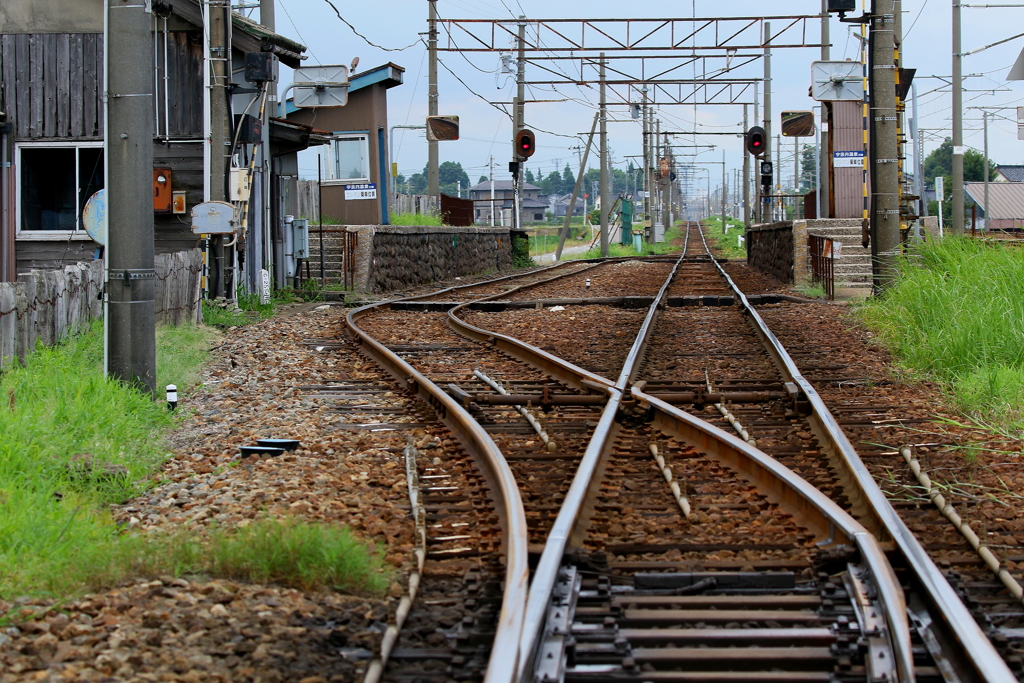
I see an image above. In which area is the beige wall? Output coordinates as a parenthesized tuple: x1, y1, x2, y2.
(1, 0, 103, 33)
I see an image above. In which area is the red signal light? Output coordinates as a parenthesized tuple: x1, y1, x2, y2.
(515, 128, 536, 158)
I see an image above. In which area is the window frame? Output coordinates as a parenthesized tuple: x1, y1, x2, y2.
(324, 133, 371, 186)
(16, 141, 104, 240)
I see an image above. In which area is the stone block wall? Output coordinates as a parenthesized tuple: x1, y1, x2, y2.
(745, 222, 795, 284)
(366, 225, 513, 293)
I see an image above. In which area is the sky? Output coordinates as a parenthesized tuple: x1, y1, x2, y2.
(251, 0, 1024, 195)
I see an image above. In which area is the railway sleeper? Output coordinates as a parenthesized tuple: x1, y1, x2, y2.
(526, 555, 926, 683)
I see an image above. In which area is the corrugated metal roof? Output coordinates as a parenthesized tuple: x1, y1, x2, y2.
(964, 182, 1024, 219)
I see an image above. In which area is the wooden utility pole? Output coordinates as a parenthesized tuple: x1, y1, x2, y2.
(105, 0, 155, 394)
(210, 0, 231, 297)
(427, 0, 439, 198)
(870, 0, 901, 289)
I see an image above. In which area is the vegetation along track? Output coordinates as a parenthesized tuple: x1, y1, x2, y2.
(343, 222, 1013, 681)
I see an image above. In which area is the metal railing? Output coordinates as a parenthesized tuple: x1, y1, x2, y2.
(808, 233, 836, 300)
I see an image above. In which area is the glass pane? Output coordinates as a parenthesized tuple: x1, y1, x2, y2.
(21, 148, 75, 231)
(78, 148, 104, 225)
(333, 137, 367, 181)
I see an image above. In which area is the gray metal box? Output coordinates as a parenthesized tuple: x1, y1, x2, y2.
(292, 219, 309, 259)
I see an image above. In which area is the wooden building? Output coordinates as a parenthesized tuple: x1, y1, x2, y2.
(284, 64, 404, 226)
(0, 0, 308, 284)
(467, 180, 549, 225)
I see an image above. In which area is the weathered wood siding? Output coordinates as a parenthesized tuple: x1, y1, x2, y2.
(0, 31, 202, 141)
(0, 33, 104, 139)
(0, 250, 203, 371)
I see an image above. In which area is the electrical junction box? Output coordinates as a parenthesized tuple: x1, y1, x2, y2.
(234, 114, 263, 145)
(172, 191, 187, 214)
(292, 219, 309, 259)
(244, 52, 276, 83)
(230, 168, 251, 201)
(153, 167, 172, 213)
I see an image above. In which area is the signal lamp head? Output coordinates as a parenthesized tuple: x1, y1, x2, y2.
(515, 128, 536, 158)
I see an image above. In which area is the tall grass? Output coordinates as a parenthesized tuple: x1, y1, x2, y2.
(391, 212, 443, 226)
(702, 217, 747, 259)
(564, 224, 684, 260)
(858, 237, 1024, 428)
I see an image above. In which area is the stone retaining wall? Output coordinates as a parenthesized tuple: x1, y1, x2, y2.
(745, 222, 795, 283)
(365, 225, 514, 293)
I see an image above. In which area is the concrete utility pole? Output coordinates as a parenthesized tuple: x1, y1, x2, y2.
(514, 17, 526, 228)
(261, 0, 276, 285)
(721, 149, 727, 232)
(951, 0, 964, 234)
(983, 110, 989, 230)
(599, 53, 609, 256)
(741, 103, 750, 225)
(763, 22, 772, 224)
(820, 0, 831, 218)
(641, 88, 650, 242)
(105, 0, 156, 395)
(427, 0, 439, 198)
(870, 0, 901, 289)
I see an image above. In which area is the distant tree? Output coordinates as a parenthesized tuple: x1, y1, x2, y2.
(561, 164, 576, 193)
(540, 170, 562, 195)
(408, 172, 426, 193)
(524, 168, 536, 184)
(394, 174, 407, 193)
(923, 138, 996, 221)
(479, 175, 489, 184)
(799, 144, 815, 193)
(438, 161, 471, 196)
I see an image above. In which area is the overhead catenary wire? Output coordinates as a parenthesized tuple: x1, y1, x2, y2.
(321, 0, 420, 51)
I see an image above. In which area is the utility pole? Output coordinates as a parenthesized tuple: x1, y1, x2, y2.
(105, 0, 156, 395)
(641, 87, 651, 242)
(820, 0, 830, 218)
(913, 83, 927, 218)
(599, 53, 609, 256)
(763, 22, 772, 224)
(489, 156, 495, 227)
(427, 0, 439, 199)
(775, 135, 781, 220)
(261, 0, 277, 284)
(983, 110, 989, 230)
(210, 0, 231, 298)
(514, 16, 526, 229)
(721, 148, 727, 232)
(951, 0, 964, 234)
(870, 0, 901, 289)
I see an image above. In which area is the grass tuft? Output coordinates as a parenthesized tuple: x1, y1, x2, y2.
(390, 212, 443, 226)
(858, 236, 1024, 431)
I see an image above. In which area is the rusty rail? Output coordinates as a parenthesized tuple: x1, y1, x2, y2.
(698, 225, 1016, 683)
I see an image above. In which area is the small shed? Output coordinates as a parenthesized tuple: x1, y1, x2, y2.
(284, 63, 404, 226)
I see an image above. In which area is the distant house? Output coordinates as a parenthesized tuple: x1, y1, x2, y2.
(964, 182, 1024, 230)
(467, 180, 548, 225)
(994, 165, 1024, 183)
(549, 193, 587, 218)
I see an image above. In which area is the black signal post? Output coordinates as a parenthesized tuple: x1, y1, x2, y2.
(745, 126, 766, 156)
(515, 128, 536, 159)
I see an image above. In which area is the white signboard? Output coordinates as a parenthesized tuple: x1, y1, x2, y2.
(834, 151, 865, 168)
(345, 183, 377, 200)
(934, 176, 944, 196)
(293, 65, 350, 108)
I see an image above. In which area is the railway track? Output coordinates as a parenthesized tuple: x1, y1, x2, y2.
(342, 223, 1014, 681)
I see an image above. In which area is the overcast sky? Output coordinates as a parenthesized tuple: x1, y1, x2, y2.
(254, 0, 1024, 192)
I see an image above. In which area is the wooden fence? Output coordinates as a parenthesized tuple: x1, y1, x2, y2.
(0, 249, 203, 371)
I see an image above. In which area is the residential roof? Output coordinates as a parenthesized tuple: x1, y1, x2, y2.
(169, 2, 308, 68)
(964, 182, 1024, 219)
(521, 198, 549, 209)
(996, 165, 1024, 183)
(468, 180, 542, 192)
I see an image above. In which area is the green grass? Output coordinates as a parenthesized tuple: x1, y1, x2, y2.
(62, 517, 390, 597)
(391, 212, 443, 226)
(202, 289, 303, 328)
(702, 216, 747, 259)
(563, 225, 684, 260)
(857, 237, 1024, 430)
(0, 321, 387, 601)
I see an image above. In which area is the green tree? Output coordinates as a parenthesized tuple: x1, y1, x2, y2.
(438, 161, 470, 196)
(408, 172, 426, 193)
(478, 175, 489, 184)
(799, 144, 816, 193)
(540, 170, 563, 195)
(923, 138, 996, 221)
(561, 164, 576, 193)
(524, 168, 536, 184)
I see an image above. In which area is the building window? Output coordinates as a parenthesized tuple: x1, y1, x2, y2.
(534, 213, 544, 221)
(329, 134, 370, 183)
(18, 143, 104, 233)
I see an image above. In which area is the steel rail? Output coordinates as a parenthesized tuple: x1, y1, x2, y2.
(344, 304, 529, 683)
(696, 228, 1016, 681)
(444, 226, 914, 680)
